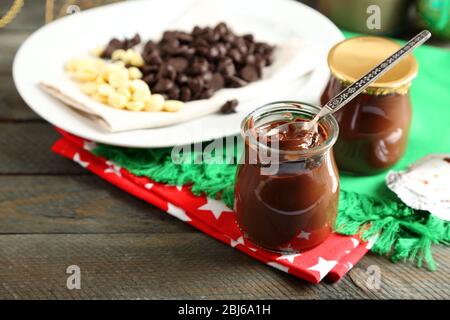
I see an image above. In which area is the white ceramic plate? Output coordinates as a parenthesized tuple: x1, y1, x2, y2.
(13, 0, 343, 148)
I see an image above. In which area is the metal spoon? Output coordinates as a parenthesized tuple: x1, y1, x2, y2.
(267, 30, 431, 136)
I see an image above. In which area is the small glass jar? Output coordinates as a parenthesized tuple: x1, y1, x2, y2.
(234, 101, 340, 253)
(321, 36, 418, 175)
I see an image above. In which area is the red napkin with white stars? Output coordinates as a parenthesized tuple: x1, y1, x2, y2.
(52, 129, 374, 283)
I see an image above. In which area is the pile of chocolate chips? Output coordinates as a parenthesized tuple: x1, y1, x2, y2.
(140, 22, 275, 101)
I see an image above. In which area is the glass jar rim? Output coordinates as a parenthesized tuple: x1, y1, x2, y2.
(241, 101, 339, 157)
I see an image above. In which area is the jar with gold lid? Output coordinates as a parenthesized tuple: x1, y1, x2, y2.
(320, 36, 418, 175)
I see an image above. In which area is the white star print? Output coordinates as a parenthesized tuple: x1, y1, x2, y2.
(278, 243, 293, 251)
(267, 262, 289, 273)
(104, 161, 122, 177)
(197, 198, 232, 220)
(167, 202, 191, 222)
(276, 253, 301, 264)
(351, 238, 360, 248)
(346, 262, 353, 269)
(297, 230, 311, 240)
(83, 141, 97, 151)
(144, 183, 154, 190)
(366, 235, 378, 250)
(307, 257, 338, 280)
(73, 153, 89, 168)
(175, 185, 183, 191)
(230, 236, 244, 248)
(345, 250, 351, 254)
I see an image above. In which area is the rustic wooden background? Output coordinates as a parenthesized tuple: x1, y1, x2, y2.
(0, 0, 449, 300)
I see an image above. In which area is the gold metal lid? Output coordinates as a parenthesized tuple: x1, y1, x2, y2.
(328, 36, 418, 94)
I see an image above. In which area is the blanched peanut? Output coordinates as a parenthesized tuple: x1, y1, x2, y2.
(128, 67, 142, 80)
(97, 83, 114, 96)
(117, 86, 132, 100)
(129, 53, 144, 67)
(133, 89, 151, 102)
(65, 58, 80, 72)
(111, 49, 126, 61)
(126, 100, 145, 111)
(90, 46, 104, 57)
(96, 76, 107, 84)
(80, 82, 98, 95)
(129, 79, 148, 92)
(163, 100, 184, 112)
(73, 70, 98, 82)
(108, 69, 128, 88)
(130, 80, 150, 102)
(144, 94, 165, 112)
(108, 92, 128, 109)
(91, 92, 108, 103)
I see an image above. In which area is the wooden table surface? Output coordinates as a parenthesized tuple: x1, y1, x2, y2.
(0, 1, 449, 300)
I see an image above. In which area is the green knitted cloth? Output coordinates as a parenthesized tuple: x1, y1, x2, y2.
(93, 143, 450, 271)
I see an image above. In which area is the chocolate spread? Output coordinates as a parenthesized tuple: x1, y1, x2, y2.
(235, 119, 339, 252)
(321, 77, 412, 175)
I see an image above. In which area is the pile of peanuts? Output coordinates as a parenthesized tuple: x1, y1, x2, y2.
(65, 55, 184, 112)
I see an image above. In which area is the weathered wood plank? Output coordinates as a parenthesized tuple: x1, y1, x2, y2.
(0, 175, 193, 234)
(0, 233, 360, 300)
(0, 0, 45, 31)
(0, 233, 448, 299)
(0, 31, 30, 75)
(0, 123, 87, 174)
(0, 75, 41, 120)
(348, 248, 450, 299)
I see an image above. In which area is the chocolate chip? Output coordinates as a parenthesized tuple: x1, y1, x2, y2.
(157, 64, 176, 81)
(240, 64, 259, 82)
(101, 38, 122, 58)
(265, 53, 274, 66)
(187, 76, 204, 93)
(143, 73, 157, 86)
(190, 58, 209, 76)
(153, 78, 174, 92)
(168, 57, 188, 72)
(243, 34, 254, 42)
(167, 85, 180, 100)
(195, 46, 210, 58)
(214, 22, 228, 36)
(216, 43, 227, 58)
(125, 33, 141, 49)
(141, 64, 159, 74)
(228, 48, 242, 64)
(207, 46, 220, 60)
(180, 86, 192, 102)
(176, 32, 193, 43)
(210, 73, 225, 91)
(176, 73, 189, 85)
(226, 76, 247, 88)
(202, 71, 213, 88)
(200, 88, 214, 99)
(220, 99, 239, 114)
(144, 40, 157, 53)
(217, 58, 235, 77)
(245, 54, 256, 65)
(145, 52, 162, 65)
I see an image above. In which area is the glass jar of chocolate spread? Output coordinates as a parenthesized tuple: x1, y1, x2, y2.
(321, 36, 418, 175)
(234, 102, 340, 253)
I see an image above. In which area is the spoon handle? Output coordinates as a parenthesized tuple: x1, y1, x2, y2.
(323, 30, 431, 114)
